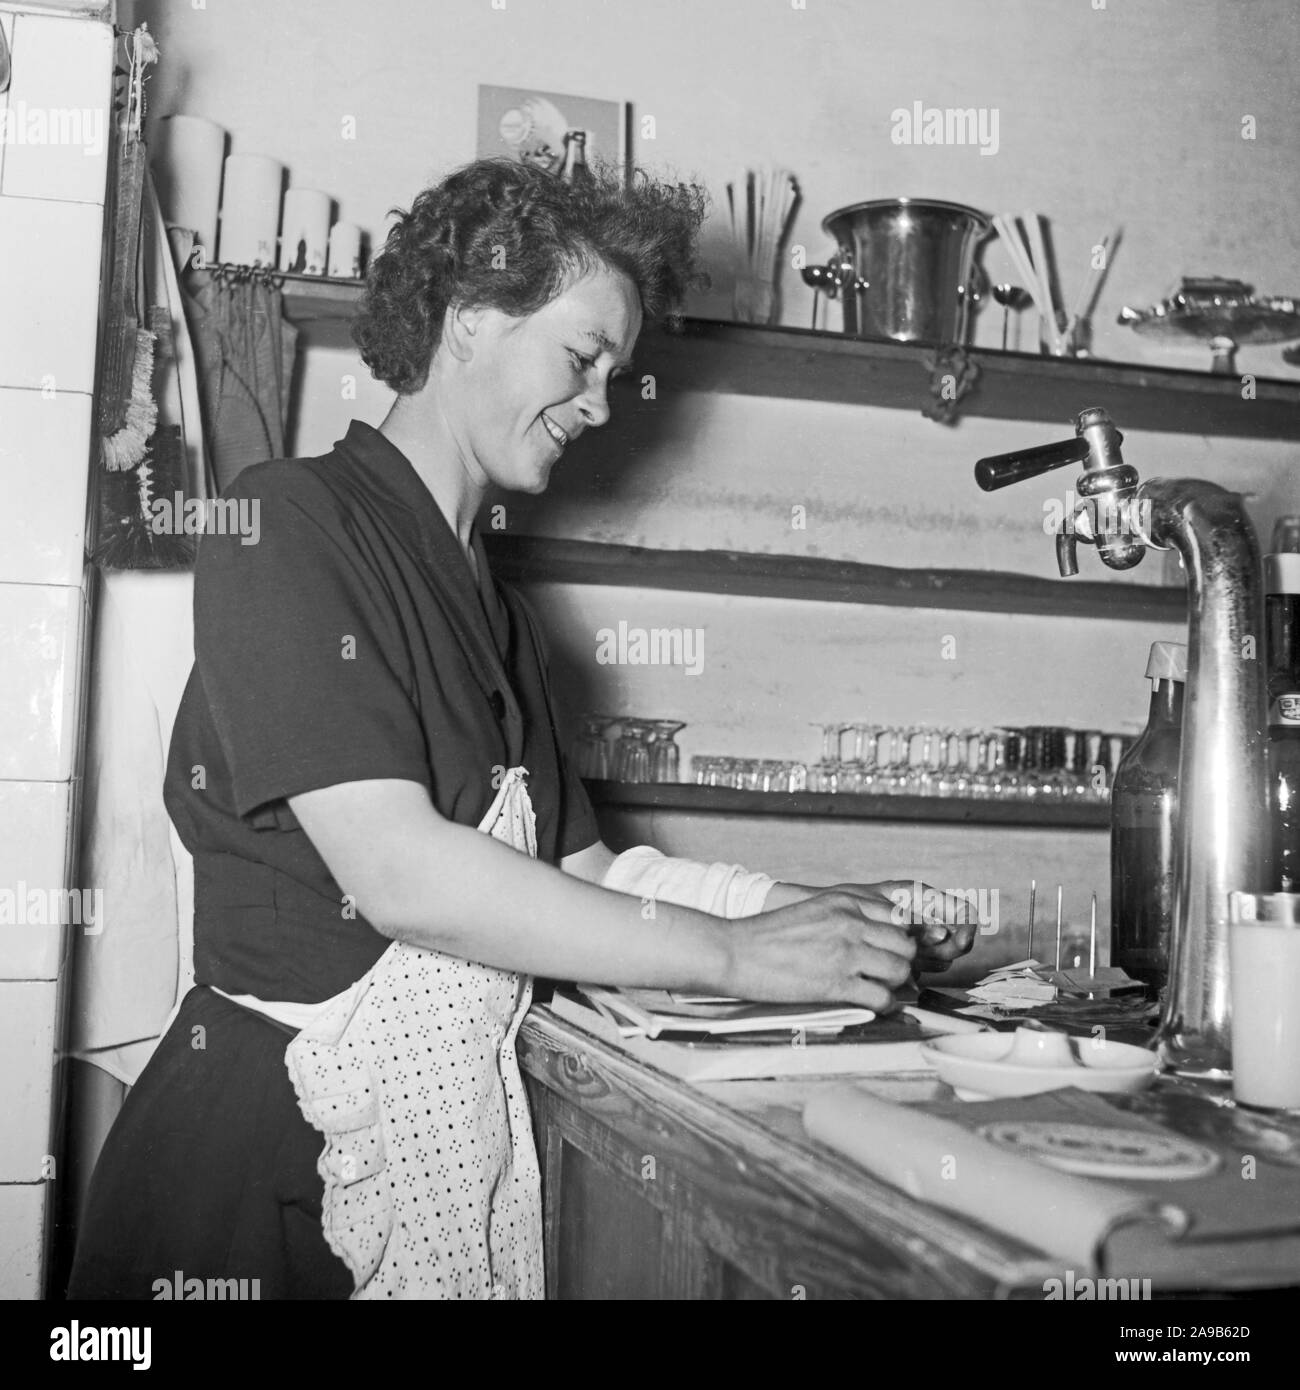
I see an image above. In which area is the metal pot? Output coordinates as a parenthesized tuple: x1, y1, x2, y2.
(810, 198, 991, 346)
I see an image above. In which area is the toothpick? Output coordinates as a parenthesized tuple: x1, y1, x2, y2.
(1028, 878, 1037, 963)
(1054, 885, 1063, 971)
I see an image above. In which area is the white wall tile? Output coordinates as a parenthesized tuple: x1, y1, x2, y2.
(0, 195, 102, 393)
(0, 387, 91, 586)
(0, 581, 84, 781)
(1, 14, 112, 203)
(0, 1182, 48, 1299)
(0, 779, 72, 980)
(0, 980, 59, 1182)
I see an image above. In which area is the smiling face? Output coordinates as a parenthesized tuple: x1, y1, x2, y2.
(443, 261, 642, 495)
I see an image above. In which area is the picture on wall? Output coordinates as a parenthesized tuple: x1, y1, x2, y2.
(476, 84, 629, 177)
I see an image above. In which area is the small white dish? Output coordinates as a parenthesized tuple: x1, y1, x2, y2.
(921, 1027, 1158, 1100)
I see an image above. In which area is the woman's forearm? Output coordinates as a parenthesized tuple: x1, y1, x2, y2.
(384, 823, 734, 988)
(289, 780, 735, 989)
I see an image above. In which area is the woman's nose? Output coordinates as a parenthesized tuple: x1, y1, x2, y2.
(576, 380, 612, 429)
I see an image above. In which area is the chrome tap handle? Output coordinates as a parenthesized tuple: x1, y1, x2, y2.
(974, 436, 1090, 491)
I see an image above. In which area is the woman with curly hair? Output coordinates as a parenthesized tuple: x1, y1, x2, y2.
(70, 158, 973, 1301)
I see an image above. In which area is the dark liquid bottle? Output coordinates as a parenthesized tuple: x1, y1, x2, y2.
(1266, 554, 1300, 890)
(1110, 642, 1186, 998)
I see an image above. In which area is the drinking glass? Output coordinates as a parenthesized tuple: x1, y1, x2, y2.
(997, 728, 1025, 799)
(649, 719, 686, 783)
(572, 713, 614, 780)
(1042, 727, 1073, 801)
(613, 718, 651, 783)
(910, 727, 939, 796)
(733, 271, 776, 326)
(1082, 730, 1107, 802)
(853, 724, 887, 794)
(809, 722, 844, 793)
(1019, 726, 1046, 800)
(757, 759, 783, 793)
(877, 727, 911, 795)
(933, 727, 965, 798)
(964, 730, 993, 799)
(949, 729, 976, 798)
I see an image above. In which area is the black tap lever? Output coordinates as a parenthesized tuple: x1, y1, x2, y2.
(975, 435, 1089, 492)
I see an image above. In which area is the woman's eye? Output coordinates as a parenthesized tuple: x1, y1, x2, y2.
(568, 350, 595, 373)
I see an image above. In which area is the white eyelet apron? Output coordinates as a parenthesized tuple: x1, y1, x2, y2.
(281, 767, 544, 1300)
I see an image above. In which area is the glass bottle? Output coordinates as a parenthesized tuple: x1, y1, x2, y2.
(1271, 516, 1300, 555)
(1265, 554, 1300, 891)
(1110, 641, 1187, 998)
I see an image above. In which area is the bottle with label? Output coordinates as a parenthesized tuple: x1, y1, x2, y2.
(1266, 553, 1300, 891)
(1110, 641, 1187, 998)
(558, 130, 592, 187)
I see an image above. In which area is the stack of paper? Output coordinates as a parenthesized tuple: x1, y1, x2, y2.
(964, 960, 1059, 1011)
(545, 988, 981, 1083)
(579, 986, 876, 1039)
(939, 959, 1145, 1019)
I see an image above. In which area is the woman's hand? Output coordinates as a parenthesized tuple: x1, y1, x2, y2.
(723, 890, 919, 1012)
(829, 879, 978, 973)
(765, 878, 979, 976)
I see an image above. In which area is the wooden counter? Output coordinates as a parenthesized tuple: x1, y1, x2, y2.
(521, 1007, 1300, 1301)
(519, 1006, 1061, 1299)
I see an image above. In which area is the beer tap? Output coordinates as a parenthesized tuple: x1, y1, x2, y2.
(974, 408, 1270, 1079)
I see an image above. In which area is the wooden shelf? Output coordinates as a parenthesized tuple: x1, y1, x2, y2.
(636, 318, 1300, 441)
(483, 534, 1186, 623)
(277, 271, 366, 349)
(583, 779, 1109, 829)
(279, 276, 1300, 439)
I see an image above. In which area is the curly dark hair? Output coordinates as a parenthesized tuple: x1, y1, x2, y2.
(352, 158, 709, 394)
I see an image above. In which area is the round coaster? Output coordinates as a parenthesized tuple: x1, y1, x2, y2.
(976, 1120, 1221, 1180)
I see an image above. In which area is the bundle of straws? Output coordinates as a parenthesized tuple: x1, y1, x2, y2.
(726, 167, 797, 282)
(992, 211, 1118, 354)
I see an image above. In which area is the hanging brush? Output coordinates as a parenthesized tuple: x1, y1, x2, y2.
(100, 326, 156, 471)
(94, 307, 195, 570)
(93, 425, 194, 570)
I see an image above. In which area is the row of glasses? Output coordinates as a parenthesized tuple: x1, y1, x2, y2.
(572, 715, 688, 784)
(807, 723, 1134, 801)
(691, 758, 809, 793)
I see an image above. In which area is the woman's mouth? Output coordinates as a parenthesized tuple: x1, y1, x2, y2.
(540, 413, 569, 450)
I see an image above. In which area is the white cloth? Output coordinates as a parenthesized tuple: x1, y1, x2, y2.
(601, 845, 775, 918)
(70, 570, 196, 1086)
(282, 767, 544, 1300)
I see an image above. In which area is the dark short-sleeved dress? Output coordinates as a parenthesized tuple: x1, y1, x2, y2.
(68, 421, 598, 1299)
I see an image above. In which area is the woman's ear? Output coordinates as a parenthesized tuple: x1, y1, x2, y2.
(441, 301, 484, 363)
